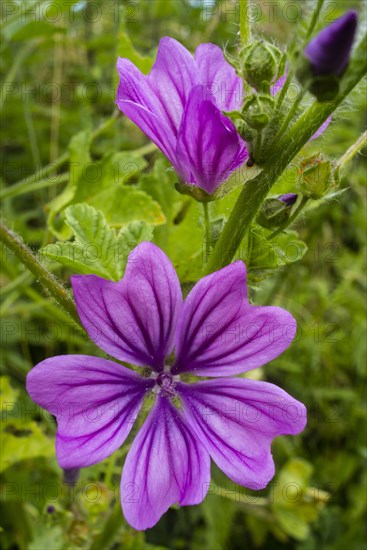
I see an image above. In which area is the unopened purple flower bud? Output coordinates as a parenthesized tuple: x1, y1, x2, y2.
(279, 193, 298, 206)
(256, 194, 297, 229)
(305, 11, 358, 76)
(47, 505, 55, 514)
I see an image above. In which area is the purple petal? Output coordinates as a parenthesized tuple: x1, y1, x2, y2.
(116, 37, 200, 163)
(116, 58, 177, 164)
(279, 193, 298, 205)
(270, 75, 287, 96)
(195, 43, 243, 111)
(179, 378, 306, 489)
(71, 242, 182, 371)
(121, 395, 210, 530)
(310, 116, 332, 140)
(175, 85, 248, 194)
(26, 356, 154, 468)
(149, 37, 200, 132)
(305, 10, 358, 76)
(172, 261, 296, 377)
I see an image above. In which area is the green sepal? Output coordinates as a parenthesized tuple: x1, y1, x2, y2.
(299, 155, 333, 199)
(256, 196, 294, 229)
(242, 94, 274, 130)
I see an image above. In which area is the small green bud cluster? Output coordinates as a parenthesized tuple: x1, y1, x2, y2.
(242, 95, 275, 131)
(241, 41, 282, 92)
(298, 155, 334, 199)
(223, 41, 284, 163)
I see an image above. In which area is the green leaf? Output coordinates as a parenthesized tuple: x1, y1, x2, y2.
(242, 227, 308, 271)
(271, 459, 324, 541)
(0, 377, 53, 473)
(164, 200, 204, 282)
(139, 155, 204, 280)
(202, 493, 236, 550)
(46, 150, 164, 238)
(139, 156, 177, 220)
(47, 129, 92, 238)
(29, 527, 65, 550)
(88, 186, 165, 228)
(272, 231, 308, 265)
(41, 204, 153, 280)
(10, 21, 66, 41)
(117, 22, 154, 75)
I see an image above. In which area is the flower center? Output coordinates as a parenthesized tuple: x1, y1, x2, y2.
(155, 372, 177, 397)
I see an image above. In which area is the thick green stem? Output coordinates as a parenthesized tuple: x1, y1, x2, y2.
(240, 0, 251, 47)
(337, 130, 367, 170)
(268, 196, 309, 240)
(0, 222, 80, 325)
(206, 34, 367, 273)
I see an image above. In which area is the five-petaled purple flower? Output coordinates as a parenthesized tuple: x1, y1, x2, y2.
(27, 242, 306, 530)
(116, 38, 248, 195)
(116, 38, 332, 193)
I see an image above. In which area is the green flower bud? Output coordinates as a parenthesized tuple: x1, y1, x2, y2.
(175, 181, 215, 202)
(223, 48, 239, 71)
(242, 95, 274, 130)
(256, 195, 296, 229)
(299, 155, 332, 199)
(296, 57, 340, 101)
(235, 119, 255, 142)
(241, 41, 281, 90)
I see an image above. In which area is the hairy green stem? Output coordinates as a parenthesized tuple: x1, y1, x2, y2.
(1, 173, 70, 200)
(337, 130, 367, 170)
(274, 70, 293, 111)
(254, 128, 263, 162)
(89, 500, 125, 550)
(206, 34, 367, 273)
(305, 0, 326, 41)
(1, 121, 156, 201)
(203, 201, 211, 260)
(273, 86, 307, 143)
(0, 46, 35, 112)
(240, 0, 251, 46)
(0, 112, 118, 201)
(0, 222, 80, 325)
(268, 196, 309, 240)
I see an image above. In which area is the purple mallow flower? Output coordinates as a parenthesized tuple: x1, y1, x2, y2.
(305, 10, 358, 76)
(27, 242, 306, 530)
(116, 38, 248, 194)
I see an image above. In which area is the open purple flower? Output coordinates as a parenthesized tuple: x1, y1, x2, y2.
(116, 38, 248, 195)
(27, 242, 306, 530)
(305, 10, 358, 76)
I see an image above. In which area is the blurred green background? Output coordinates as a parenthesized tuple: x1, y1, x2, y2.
(1, 1, 366, 548)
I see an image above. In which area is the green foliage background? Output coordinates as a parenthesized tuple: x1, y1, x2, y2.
(1, 1, 366, 548)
